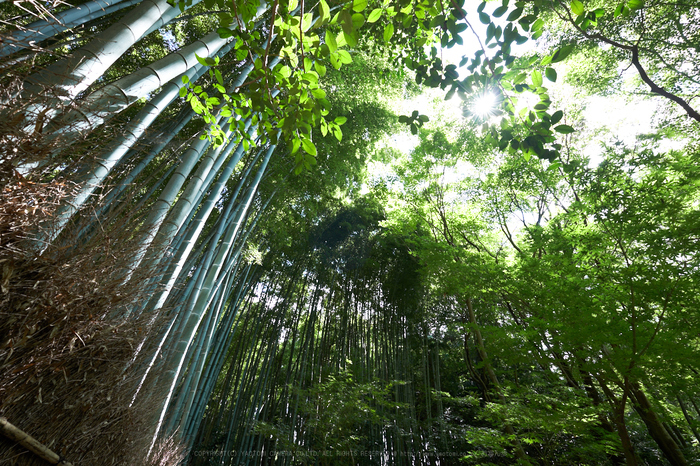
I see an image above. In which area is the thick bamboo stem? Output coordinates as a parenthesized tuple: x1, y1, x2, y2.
(0, 417, 74, 466)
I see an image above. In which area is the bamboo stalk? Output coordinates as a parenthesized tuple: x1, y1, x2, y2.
(0, 417, 73, 466)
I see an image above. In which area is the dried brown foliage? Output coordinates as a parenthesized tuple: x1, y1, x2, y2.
(0, 90, 185, 465)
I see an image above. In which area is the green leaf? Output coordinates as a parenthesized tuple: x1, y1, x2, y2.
(279, 65, 292, 78)
(571, 0, 584, 15)
(335, 30, 347, 47)
(288, 0, 298, 11)
(383, 23, 394, 42)
(627, 0, 644, 9)
(367, 8, 382, 23)
(179, 87, 187, 97)
(314, 61, 327, 76)
(531, 69, 543, 87)
(325, 30, 337, 52)
(352, 0, 367, 12)
(545, 67, 557, 82)
(301, 137, 317, 156)
(334, 116, 348, 125)
(506, 7, 523, 21)
(343, 30, 357, 47)
(555, 124, 576, 134)
(195, 53, 208, 66)
(319, 0, 330, 20)
(551, 44, 574, 63)
(330, 53, 341, 69)
(551, 110, 563, 125)
(337, 49, 352, 64)
(493, 5, 508, 17)
(351, 12, 365, 29)
(479, 12, 490, 24)
(301, 72, 318, 83)
(341, 9, 353, 34)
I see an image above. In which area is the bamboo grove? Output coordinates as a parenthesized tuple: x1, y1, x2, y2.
(1, 0, 699, 464)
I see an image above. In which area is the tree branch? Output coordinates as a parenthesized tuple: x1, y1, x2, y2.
(630, 45, 700, 122)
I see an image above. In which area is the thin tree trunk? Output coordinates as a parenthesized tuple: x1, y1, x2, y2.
(627, 381, 688, 466)
(466, 297, 530, 464)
